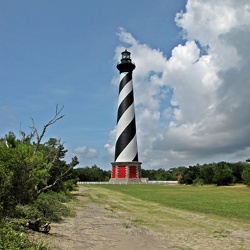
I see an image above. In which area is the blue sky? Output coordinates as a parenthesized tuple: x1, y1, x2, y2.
(1, 0, 250, 170)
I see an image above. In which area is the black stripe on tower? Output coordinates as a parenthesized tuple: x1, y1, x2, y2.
(119, 72, 132, 93)
(133, 152, 138, 162)
(117, 90, 134, 122)
(115, 117, 137, 161)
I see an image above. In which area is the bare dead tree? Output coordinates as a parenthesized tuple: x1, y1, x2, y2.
(31, 104, 64, 153)
(28, 105, 79, 196)
(20, 131, 35, 145)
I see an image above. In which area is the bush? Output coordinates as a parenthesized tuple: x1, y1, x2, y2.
(0, 191, 74, 249)
(14, 204, 42, 220)
(192, 177, 204, 186)
(34, 192, 73, 222)
(0, 221, 47, 250)
(10, 191, 74, 223)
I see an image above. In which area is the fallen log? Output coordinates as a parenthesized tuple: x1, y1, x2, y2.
(26, 218, 51, 233)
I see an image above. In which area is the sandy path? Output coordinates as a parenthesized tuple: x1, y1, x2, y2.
(37, 186, 168, 250)
(36, 186, 250, 250)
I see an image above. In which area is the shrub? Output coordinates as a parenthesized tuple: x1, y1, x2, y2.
(0, 221, 47, 250)
(11, 191, 74, 222)
(34, 192, 73, 222)
(192, 177, 204, 186)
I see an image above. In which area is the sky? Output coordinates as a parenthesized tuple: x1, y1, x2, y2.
(1, 0, 250, 170)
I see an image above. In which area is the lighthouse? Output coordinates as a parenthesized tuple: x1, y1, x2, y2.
(110, 50, 142, 183)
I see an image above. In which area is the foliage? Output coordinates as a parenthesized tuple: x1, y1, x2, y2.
(0, 107, 79, 248)
(230, 162, 244, 183)
(212, 162, 235, 186)
(0, 143, 47, 216)
(0, 132, 78, 218)
(200, 164, 214, 184)
(180, 165, 201, 184)
(37, 138, 79, 194)
(242, 164, 250, 187)
(176, 162, 248, 186)
(0, 221, 47, 250)
(192, 177, 204, 186)
(141, 166, 186, 181)
(74, 161, 250, 187)
(75, 165, 111, 182)
(14, 191, 74, 222)
(34, 191, 73, 222)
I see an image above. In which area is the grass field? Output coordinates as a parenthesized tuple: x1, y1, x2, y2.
(78, 184, 250, 249)
(97, 184, 250, 220)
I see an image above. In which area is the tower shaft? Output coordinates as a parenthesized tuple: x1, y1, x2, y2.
(115, 71, 138, 162)
(110, 50, 142, 183)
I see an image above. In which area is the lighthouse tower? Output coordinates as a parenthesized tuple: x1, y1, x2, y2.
(110, 50, 142, 183)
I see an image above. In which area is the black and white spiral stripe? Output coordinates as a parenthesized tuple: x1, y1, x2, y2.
(114, 72, 138, 162)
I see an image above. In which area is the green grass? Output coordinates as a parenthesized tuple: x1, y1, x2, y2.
(96, 184, 250, 220)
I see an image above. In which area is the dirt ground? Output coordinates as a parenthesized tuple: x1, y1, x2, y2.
(34, 186, 250, 250)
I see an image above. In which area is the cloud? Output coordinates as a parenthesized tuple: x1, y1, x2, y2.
(106, 0, 250, 169)
(104, 128, 116, 159)
(73, 146, 98, 159)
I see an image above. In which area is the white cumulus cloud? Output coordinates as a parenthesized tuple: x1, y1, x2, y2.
(106, 0, 250, 169)
(74, 146, 98, 159)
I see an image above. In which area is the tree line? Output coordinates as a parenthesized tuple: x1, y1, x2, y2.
(177, 161, 250, 186)
(75, 162, 250, 186)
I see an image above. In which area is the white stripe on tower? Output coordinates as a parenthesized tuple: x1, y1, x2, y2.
(115, 50, 138, 162)
(118, 73, 132, 106)
(116, 103, 135, 139)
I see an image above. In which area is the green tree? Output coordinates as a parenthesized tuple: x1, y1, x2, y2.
(181, 165, 200, 184)
(75, 165, 110, 182)
(0, 105, 79, 218)
(37, 138, 79, 194)
(242, 164, 250, 187)
(213, 162, 235, 186)
(230, 162, 245, 183)
(200, 164, 214, 184)
(167, 166, 186, 181)
(141, 169, 157, 180)
(154, 168, 168, 180)
(0, 143, 50, 216)
(4, 131, 17, 148)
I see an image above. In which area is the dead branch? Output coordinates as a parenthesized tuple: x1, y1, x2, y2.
(4, 139, 9, 148)
(37, 163, 74, 196)
(37, 156, 78, 196)
(31, 105, 64, 153)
